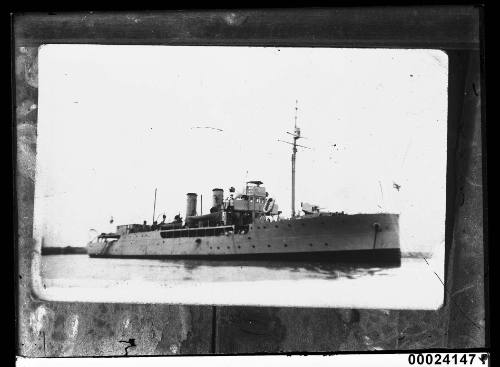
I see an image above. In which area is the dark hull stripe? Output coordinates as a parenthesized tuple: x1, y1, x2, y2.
(89, 248, 401, 264)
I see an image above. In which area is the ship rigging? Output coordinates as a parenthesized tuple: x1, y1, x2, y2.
(278, 100, 311, 217)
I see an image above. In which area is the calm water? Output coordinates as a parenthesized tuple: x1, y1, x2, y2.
(41, 254, 426, 284)
(40, 254, 444, 308)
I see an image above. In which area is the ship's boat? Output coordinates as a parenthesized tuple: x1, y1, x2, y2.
(87, 181, 401, 263)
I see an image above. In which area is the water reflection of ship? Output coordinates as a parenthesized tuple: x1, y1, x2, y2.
(163, 259, 401, 279)
(87, 106, 400, 264)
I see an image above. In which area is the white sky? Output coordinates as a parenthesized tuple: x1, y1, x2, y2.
(34, 45, 448, 253)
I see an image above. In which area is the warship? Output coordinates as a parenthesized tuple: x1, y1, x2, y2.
(87, 108, 400, 263)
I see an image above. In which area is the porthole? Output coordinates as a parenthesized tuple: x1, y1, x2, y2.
(227, 246, 230, 249)
(257, 226, 260, 229)
(237, 246, 241, 249)
(247, 237, 252, 240)
(324, 243, 328, 246)
(275, 225, 279, 228)
(284, 244, 288, 247)
(267, 244, 271, 248)
(217, 247, 220, 250)
(309, 243, 313, 246)
(287, 224, 291, 227)
(252, 245, 255, 248)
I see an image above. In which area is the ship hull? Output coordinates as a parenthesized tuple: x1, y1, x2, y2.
(87, 213, 400, 262)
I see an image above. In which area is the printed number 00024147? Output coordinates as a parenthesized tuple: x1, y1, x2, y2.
(408, 354, 488, 365)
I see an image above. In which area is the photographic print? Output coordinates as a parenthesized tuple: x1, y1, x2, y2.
(15, 7, 486, 360)
(32, 45, 448, 308)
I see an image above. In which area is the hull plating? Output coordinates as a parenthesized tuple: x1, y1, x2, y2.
(87, 213, 400, 259)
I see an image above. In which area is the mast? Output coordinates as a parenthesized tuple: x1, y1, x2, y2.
(291, 101, 299, 217)
(152, 188, 157, 224)
(278, 100, 309, 218)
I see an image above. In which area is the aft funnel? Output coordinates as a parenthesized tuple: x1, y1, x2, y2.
(212, 188, 224, 211)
